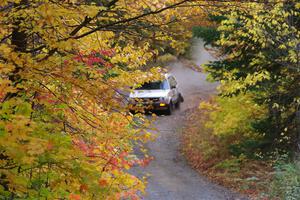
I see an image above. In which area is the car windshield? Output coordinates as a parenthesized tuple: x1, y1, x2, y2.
(136, 80, 169, 90)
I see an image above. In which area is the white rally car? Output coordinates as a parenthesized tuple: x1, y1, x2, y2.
(128, 74, 184, 115)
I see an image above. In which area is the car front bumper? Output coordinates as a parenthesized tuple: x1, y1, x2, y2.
(128, 100, 169, 111)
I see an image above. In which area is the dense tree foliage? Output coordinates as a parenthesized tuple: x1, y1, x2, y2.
(182, 2, 300, 198)
(198, 1, 300, 154)
(0, 0, 211, 199)
(3, 0, 296, 198)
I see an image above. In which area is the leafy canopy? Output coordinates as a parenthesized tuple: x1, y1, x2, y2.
(202, 0, 300, 152)
(0, 0, 208, 199)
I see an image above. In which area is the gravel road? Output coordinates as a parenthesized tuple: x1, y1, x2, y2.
(131, 39, 247, 200)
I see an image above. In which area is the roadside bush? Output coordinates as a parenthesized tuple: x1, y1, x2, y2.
(269, 161, 300, 200)
(156, 53, 177, 64)
(200, 93, 267, 158)
(192, 26, 219, 46)
(192, 14, 225, 45)
(182, 95, 273, 197)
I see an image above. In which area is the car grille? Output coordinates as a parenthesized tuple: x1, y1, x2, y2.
(134, 98, 160, 103)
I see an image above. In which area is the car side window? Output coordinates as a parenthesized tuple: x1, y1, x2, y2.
(162, 79, 170, 89)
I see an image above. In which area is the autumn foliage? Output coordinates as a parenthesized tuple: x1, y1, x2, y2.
(0, 0, 206, 199)
(185, 0, 300, 198)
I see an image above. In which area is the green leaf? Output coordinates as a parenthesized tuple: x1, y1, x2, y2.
(15, 102, 32, 117)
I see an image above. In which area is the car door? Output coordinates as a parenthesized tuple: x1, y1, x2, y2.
(168, 76, 179, 103)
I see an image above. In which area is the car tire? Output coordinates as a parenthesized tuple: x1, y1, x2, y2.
(175, 100, 180, 109)
(165, 102, 173, 115)
(179, 93, 184, 103)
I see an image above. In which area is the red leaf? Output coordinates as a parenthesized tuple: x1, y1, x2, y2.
(69, 194, 80, 200)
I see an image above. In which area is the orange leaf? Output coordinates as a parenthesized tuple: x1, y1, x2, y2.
(69, 194, 81, 200)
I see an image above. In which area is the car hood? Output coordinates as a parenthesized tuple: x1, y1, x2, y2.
(129, 90, 170, 98)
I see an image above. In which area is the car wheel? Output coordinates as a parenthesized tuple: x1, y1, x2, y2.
(179, 93, 184, 102)
(165, 102, 173, 115)
(175, 100, 180, 109)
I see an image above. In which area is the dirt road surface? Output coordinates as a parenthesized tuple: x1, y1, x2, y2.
(131, 39, 246, 200)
